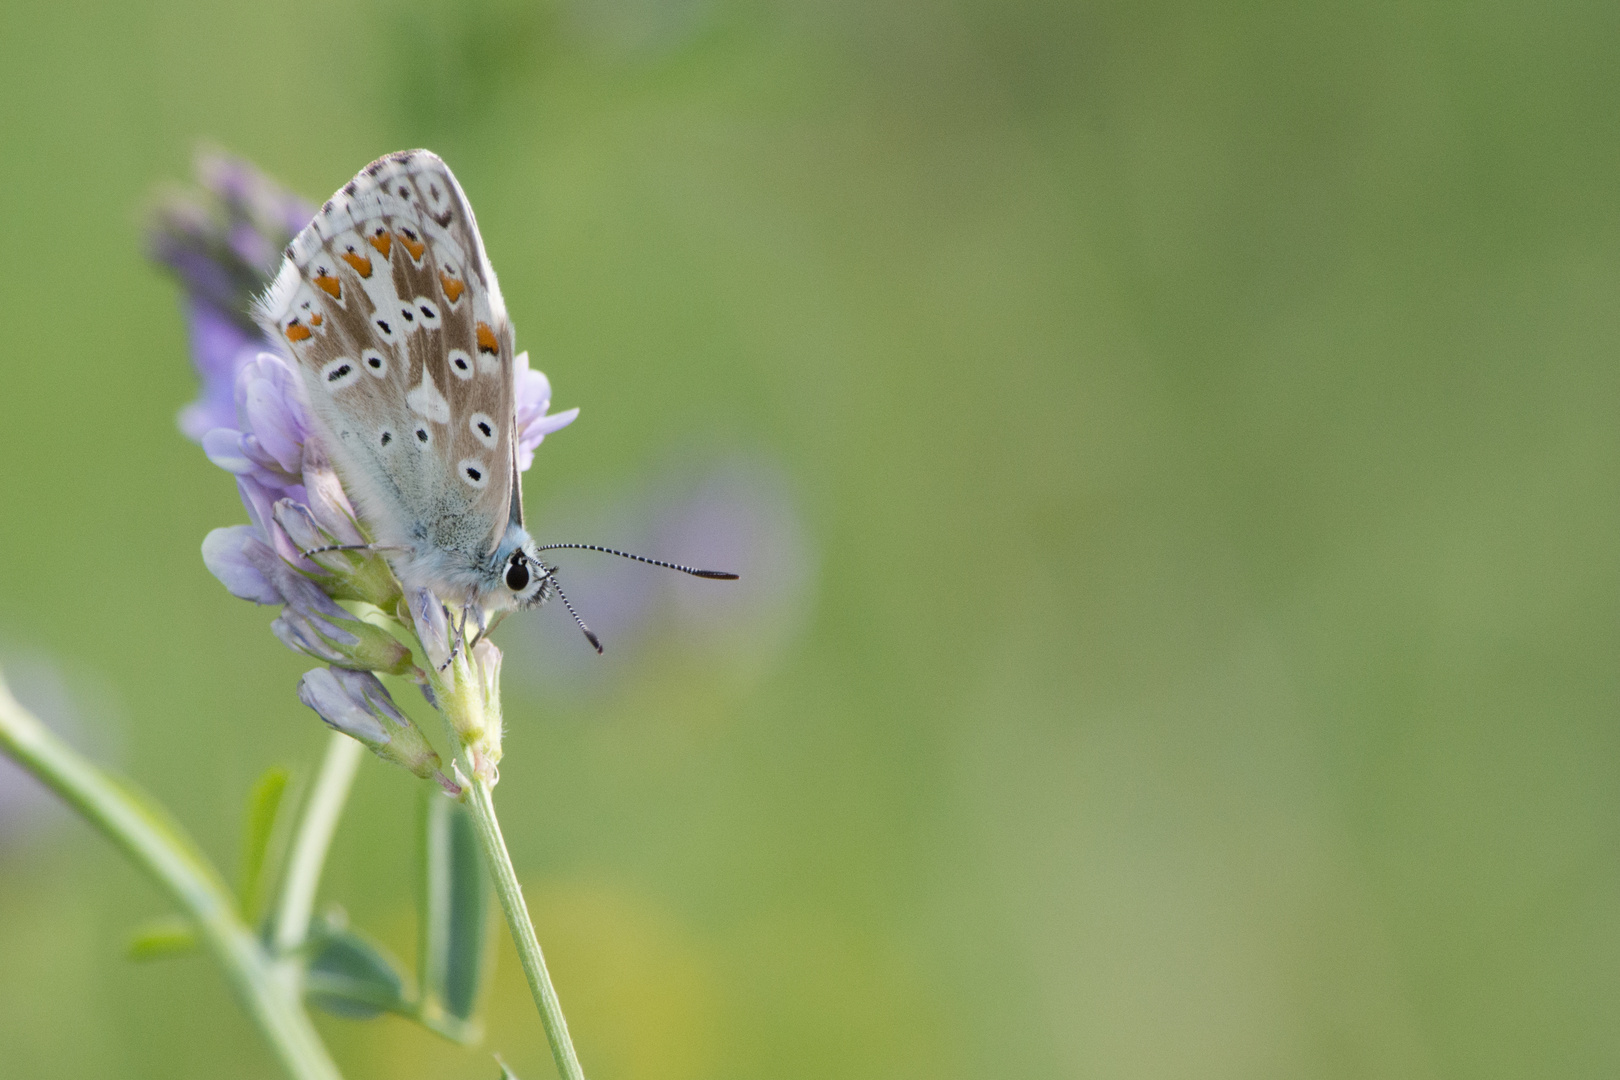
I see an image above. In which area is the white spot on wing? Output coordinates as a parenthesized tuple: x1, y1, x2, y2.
(421, 173, 453, 219)
(448, 349, 474, 381)
(406, 366, 450, 424)
(321, 357, 360, 389)
(362, 348, 388, 378)
(458, 458, 489, 489)
(371, 312, 400, 346)
(469, 412, 498, 448)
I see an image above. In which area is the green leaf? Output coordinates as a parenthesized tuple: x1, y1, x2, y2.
(237, 766, 290, 923)
(303, 919, 410, 1020)
(416, 789, 492, 1042)
(493, 1055, 521, 1079)
(127, 914, 197, 961)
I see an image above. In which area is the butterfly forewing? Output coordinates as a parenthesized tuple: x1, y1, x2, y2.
(256, 151, 520, 580)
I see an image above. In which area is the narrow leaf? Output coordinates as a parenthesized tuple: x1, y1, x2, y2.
(494, 1055, 521, 1079)
(416, 788, 492, 1041)
(304, 921, 410, 1020)
(237, 766, 290, 923)
(127, 915, 197, 961)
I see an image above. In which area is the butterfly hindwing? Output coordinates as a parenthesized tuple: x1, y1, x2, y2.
(256, 151, 520, 580)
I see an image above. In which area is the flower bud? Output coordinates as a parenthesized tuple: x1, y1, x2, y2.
(236, 352, 306, 478)
(271, 565, 413, 676)
(471, 638, 504, 761)
(407, 589, 452, 672)
(296, 668, 442, 780)
(272, 499, 400, 610)
(299, 447, 364, 547)
(201, 526, 285, 605)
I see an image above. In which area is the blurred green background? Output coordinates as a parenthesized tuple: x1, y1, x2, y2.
(2, 0, 1618, 1077)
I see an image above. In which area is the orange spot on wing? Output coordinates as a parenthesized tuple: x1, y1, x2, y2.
(440, 272, 465, 303)
(313, 274, 342, 300)
(285, 322, 312, 342)
(369, 232, 392, 257)
(340, 251, 373, 278)
(476, 322, 498, 355)
(397, 231, 425, 261)
(309, 313, 323, 326)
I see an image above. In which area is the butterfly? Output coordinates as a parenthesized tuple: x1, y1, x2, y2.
(253, 149, 733, 649)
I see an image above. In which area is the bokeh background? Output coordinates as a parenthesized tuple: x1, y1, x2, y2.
(1, 1, 1617, 1077)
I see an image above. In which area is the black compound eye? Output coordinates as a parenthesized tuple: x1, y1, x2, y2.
(505, 560, 530, 592)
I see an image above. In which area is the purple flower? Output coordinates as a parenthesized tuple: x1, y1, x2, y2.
(178, 301, 264, 441)
(297, 668, 443, 781)
(202, 524, 410, 675)
(202, 351, 310, 493)
(267, 562, 412, 676)
(148, 150, 314, 445)
(201, 526, 284, 605)
(513, 352, 579, 472)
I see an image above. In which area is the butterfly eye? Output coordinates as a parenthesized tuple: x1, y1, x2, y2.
(505, 560, 530, 592)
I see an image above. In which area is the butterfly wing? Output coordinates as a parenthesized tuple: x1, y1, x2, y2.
(255, 150, 522, 591)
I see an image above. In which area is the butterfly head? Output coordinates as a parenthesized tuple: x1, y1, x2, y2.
(491, 526, 553, 611)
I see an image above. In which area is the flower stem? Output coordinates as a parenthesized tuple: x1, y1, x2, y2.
(274, 730, 365, 953)
(463, 772, 586, 1080)
(0, 672, 343, 1080)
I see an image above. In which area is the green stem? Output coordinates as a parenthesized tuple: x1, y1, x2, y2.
(463, 772, 586, 1080)
(274, 731, 365, 953)
(0, 673, 343, 1080)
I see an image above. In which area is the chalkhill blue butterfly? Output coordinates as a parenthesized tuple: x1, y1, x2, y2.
(254, 150, 733, 651)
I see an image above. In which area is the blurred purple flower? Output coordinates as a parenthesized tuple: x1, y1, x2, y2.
(148, 149, 313, 443)
(509, 456, 812, 697)
(179, 300, 264, 440)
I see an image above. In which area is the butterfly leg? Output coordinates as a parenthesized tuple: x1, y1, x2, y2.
(465, 602, 490, 650)
(437, 602, 465, 673)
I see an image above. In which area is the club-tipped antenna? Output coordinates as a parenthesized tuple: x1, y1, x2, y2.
(546, 572, 604, 654)
(534, 543, 739, 580)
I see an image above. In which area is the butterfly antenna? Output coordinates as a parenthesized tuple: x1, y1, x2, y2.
(546, 572, 604, 654)
(533, 543, 739, 580)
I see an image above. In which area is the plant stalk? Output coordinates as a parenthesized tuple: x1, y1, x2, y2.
(274, 730, 365, 953)
(0, 672, 342, 1080)
(463, 771, 586, 1080)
